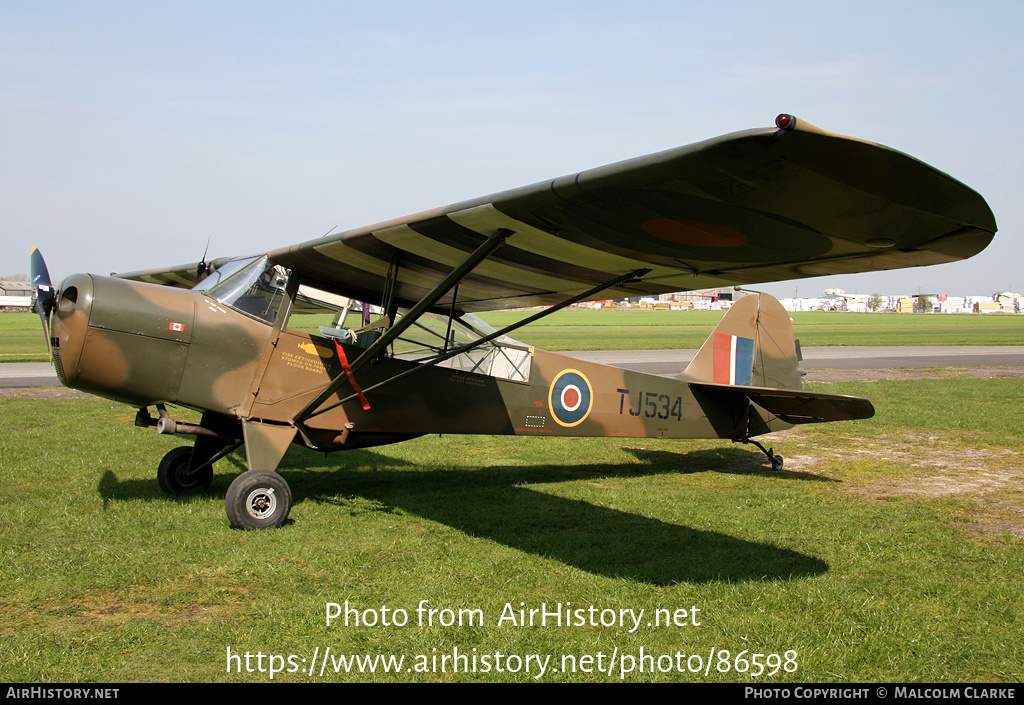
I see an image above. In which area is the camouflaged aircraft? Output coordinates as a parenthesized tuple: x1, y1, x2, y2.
(31, 115, 996, 529)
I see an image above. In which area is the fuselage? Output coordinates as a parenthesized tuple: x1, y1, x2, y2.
(48, 268, 793, 453)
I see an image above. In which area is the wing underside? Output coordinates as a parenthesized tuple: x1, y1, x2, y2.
(119, 117, 996, 308)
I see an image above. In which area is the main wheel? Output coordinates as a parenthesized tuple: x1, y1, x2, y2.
(770, 454, 785, 471)
(158, 446, 214, 495)
(225, 470, 292, 530)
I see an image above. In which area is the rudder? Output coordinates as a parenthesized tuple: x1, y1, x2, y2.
(681, 293, 802, 390)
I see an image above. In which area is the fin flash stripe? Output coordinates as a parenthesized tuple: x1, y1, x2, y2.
(713, 333, 754, 386)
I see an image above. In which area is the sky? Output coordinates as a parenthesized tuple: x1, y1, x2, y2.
(3, 0, 1022, 298)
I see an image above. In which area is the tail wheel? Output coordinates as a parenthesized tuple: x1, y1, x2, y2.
(158, 446, 213, 495)
(225, 470, 292, 530)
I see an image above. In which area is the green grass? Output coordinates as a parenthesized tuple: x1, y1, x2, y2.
(0, 312, 54, 361)
(478, 310, 1024, 350)
(1, 375, 1022, 682)
(5, 310, 1023, 361)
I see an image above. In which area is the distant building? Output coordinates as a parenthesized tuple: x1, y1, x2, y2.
(1, 280, 31, 296)
(1, 280, 33, 310)
(769, 290, 1020, 315)
(656, 288, 745, 303)
(595, 288, 1019, 315)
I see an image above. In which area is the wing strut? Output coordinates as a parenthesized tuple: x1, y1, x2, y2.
(292, 229, 511, 423)
(294, 267, 651, 425)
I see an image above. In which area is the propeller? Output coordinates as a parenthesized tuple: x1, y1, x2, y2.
(30, 247, 56, 360)
(196, 236, 212, 280)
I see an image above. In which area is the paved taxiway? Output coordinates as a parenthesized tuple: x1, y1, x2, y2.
(3, 346, 1023, 388)
(566, 346, 1024, 376)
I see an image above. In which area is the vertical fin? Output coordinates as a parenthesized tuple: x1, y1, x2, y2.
(681, 293, 801, 390)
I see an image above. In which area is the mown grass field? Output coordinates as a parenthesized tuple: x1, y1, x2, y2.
(3, 309, 1024, 361)
(1, 374, 1022, 682)
(478, 309, 1024, 350)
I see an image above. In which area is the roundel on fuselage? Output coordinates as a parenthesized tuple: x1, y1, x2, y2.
(548, 369, 594, 428)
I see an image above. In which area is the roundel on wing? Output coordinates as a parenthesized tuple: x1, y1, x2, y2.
(548, 369, 594, 427)
(563, 188, 832, 263)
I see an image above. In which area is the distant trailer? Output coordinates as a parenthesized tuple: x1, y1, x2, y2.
(0, 296, 32, 311)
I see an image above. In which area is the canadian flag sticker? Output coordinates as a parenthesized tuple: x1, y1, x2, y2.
(169, 322, 185, 332)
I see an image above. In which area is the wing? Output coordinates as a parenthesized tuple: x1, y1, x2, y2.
(152, 115, 999, 310)
(114, 257, 233, 288)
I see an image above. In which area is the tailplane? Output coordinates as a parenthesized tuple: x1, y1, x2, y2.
(680, 293, 873, 468)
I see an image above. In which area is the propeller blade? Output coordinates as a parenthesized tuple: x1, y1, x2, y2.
(30, 247, 55, 315)
(30, 247, 56, 359)
(197, 235, 212, 278)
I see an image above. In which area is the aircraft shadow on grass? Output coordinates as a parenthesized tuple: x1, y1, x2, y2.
(99, 445, 832, 585)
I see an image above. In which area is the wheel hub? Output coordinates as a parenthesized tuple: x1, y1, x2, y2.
(245, 488, 277, 519)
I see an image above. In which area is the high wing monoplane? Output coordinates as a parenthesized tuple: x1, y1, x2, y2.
(31, 115, 996, 529)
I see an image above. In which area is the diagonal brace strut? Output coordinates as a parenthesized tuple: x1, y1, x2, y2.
(296, 267, 651, 423)
(292, 228, 510, 423)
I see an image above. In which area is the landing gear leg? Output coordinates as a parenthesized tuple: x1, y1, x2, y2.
(157, 436, 243, 495)
(736, 437, 784, 471)
(157, 445, 212, 495)
(147, 409, 243, 495)
(733, 405, 783, 471)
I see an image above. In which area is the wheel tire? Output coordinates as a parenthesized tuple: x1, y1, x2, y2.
(771, 454, 785, 471)
(225, 470, 292, 530)
(158, 446, 214, 495)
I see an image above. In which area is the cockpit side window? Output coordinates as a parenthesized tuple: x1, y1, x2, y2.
(201, 256, 290, 325)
